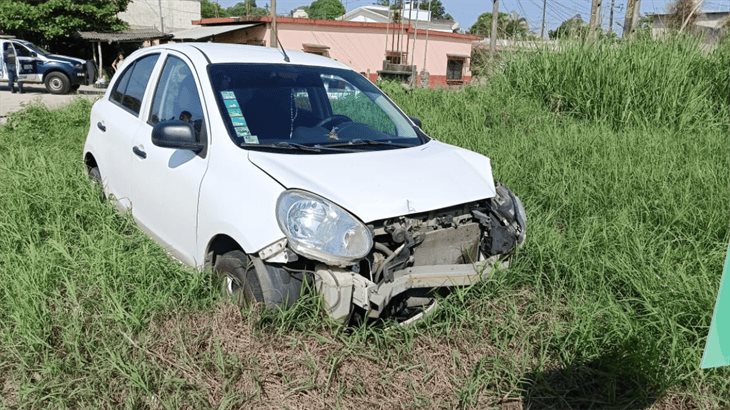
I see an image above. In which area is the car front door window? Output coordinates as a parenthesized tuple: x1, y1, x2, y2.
(149, 55, 205, 142)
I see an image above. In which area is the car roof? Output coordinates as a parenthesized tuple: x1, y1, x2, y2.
(144, 42, 353, 71)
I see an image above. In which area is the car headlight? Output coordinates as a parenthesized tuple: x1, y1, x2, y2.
(276, 190, 372, 266)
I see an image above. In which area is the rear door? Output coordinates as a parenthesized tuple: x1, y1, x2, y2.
(129, 52, 210, 265)
(93, 53, 160, 209)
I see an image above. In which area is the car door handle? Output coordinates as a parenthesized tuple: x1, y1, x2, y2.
(132, 146, 147, 159)
(97, 121, 106, 132)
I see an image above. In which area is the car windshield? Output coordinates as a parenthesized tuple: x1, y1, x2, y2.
(21, 42, 50, 56)
(209, 64, 425, 153)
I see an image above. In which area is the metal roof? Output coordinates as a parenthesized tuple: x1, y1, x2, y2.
(171, 24, 259, 41)
(78, 28, 169, 42)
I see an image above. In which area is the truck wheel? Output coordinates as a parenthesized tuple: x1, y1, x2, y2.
(215, 250, 302, 308)
(44, 72, 71, 94)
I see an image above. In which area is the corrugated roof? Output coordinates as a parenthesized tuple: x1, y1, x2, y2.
(171, 24, 259, 40)
(78, 28, 169, 42)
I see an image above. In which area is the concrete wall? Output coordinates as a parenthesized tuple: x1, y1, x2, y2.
(119, 0, 200, 32)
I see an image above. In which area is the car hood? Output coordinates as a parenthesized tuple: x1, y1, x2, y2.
(46, 54, 85, 65)
(248, 140, 496, 223)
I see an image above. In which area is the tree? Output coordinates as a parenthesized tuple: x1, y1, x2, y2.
(227, 0, 268, 17)
(0, 0, 130, 43)
(375, 0, 452, 20)
(419, 0, 452, 21)
(308, 0, 345, 19)
(549, 15, 589, 39)
(201, 0, 228, 18)
(667, 0, 700, 30)
(469, 11, 530, 39)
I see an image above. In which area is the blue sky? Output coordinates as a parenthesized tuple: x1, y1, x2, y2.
(218, 0, 729, 34)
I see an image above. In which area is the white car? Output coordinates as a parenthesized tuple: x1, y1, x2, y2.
(83, 43, 526, 323)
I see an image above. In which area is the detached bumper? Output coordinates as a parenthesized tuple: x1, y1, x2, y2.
(315, 256, 504, 322)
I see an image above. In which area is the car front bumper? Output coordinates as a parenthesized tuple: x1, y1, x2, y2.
(314, 255, 504, 322)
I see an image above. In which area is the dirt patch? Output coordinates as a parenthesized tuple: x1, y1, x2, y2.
(138, 302, 532, 409)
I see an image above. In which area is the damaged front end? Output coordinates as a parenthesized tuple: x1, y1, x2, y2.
(263, 185, 526, 323)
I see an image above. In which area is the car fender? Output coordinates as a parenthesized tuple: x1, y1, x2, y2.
(195, 144, 287, 269)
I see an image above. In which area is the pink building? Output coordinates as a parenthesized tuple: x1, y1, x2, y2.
(183, 16, 480, 87)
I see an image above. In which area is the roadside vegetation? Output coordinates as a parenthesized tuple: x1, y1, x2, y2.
(1, 36, 728, 408)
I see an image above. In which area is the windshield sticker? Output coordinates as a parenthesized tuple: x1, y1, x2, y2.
(227, 107, 243, 117)
(224, 99, 240, 110)
(235, 127, 258, 144)
(231, 116, 247, 127)
(220, 91, 236, 100)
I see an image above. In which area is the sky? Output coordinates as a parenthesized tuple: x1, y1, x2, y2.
(217, 0, 730, 34)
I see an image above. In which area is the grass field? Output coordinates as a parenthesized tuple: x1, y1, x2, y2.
(1, 36, 729, 408)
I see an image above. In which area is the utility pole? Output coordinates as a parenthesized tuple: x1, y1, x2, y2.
(490, 0, 499, 56)
(157, 0, 165, 33)
(270, 0, 278, 48)
(608, 0, 615, 34)
(540, 0, 547, 39)
(623, 0, 640, 37)
(589, 0, 602, 34)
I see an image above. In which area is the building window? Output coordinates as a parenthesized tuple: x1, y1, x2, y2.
(446, 56, 466, 82)
(302, 43, 330, 57)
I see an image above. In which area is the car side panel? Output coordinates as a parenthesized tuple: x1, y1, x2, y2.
(195, 146, 287, 269)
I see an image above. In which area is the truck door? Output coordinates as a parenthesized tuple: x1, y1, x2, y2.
(0, 40, 6, 81)
(11, 42, 37, 82)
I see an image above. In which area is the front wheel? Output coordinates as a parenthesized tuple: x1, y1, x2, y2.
(214, 250, 303, 308)
(44, 72, 71, 94)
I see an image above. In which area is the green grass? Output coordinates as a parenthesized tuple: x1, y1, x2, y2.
(1, 36, 729, 408)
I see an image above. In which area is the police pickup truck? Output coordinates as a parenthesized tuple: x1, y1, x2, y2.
(0, 37, 94, 94)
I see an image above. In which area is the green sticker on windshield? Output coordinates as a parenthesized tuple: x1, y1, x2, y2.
(221, 91, 236, 100)
(231, 117, 247, 127)
(224, 99, 240, 110)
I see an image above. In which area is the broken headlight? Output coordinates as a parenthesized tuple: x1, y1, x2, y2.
(276, 190, 373, 266)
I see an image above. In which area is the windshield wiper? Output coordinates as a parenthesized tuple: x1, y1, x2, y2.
(241, 141, 355, 153)
(321, 139, 414, 148)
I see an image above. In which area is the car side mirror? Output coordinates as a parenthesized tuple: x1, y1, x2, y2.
(30, 51, 37, 58)
(151, 120, 204, 152)
(410, 116, 422, 128)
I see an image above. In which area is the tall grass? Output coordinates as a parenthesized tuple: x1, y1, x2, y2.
(500, 36, 730, 130)
(0, 37, 729, 407)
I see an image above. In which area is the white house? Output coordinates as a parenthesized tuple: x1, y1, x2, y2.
(339, 3, 459, 33)
(119, 0, 201, 33)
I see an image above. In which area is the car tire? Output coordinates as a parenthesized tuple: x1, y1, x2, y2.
(44, 72, 71, 94)
(215, 250, 302, 308)
(88, 166, 102, 185)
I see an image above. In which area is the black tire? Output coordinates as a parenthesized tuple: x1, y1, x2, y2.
(44, 72, 71, 94)
(214, 250, 302, 308)
(88, 166, 101, 185)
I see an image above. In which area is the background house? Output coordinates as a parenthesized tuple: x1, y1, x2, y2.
(339, 3, 459, 33)
(650, 11, 729, 44)
(186, 16, 478, 87)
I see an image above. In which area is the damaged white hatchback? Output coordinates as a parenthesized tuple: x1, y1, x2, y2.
(83, 43, 526, 323)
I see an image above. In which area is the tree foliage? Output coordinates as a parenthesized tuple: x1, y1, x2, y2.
(470, 11, 530, 39)
(201, 0, 267, 18)
(375, 0, 452, 20)
(0, 0, 130, 43)
(548, 15, 589, 39)
(307, 0, 345, 19)
(667, 0, 700, 30)
(228, 0, 268, 17)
